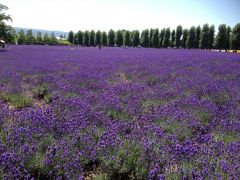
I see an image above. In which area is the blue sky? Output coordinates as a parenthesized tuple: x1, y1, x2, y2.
(1, 0, 240, 32)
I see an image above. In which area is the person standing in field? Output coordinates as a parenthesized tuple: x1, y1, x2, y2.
(98, 44, 102, 50)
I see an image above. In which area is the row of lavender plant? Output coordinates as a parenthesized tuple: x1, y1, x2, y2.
(0, 46, 240, 179)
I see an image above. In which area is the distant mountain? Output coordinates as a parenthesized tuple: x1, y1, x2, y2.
(14, 27, 68, 38)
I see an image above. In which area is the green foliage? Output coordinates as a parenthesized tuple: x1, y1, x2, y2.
(163, 28, 171, 48)
(0, 128, 7, 143)
(68, 30, 74, 44)
(196, 110, 211, 125)
(182, 29, 188, 48)
(65, 92, 78, 98)
(92, 174, 107, 180)
(43, 33, 51, 44)
(149, 28, 154, 47)
(115, 30, 123, 47)
(123, 30, 131, 46)
(90, 30, 95, 46)
(101, 31, 107, 46)
(38, 134, 54, 153)
(105, 108, 130, 121)
(73, 33, 78, 45)
(216, 24, 227, 50)
(17, 30, 67, 46)
(35, 83, 48, 97)
(77, 30, 83, 45)
(95, 30, 102, 45)
(214, 91, 230, 106)
(165, 173, 181, 180)
(179, 127, 192, 142)
(140, 29, 150, 48)
(50, 32, 58, 45)
(152, 28, 159, 48)
(200, 23, 209, 49)
(26, 29, 35, 45)
(163, 121, 179, 134)
(0, 78, 9, 84)
(0, 3, 14, 42)
(225, 26, 231, 50)
(58, 39, 71, 45)
(146, 75, 158, 86)
(25, 151, 50, 178)
(159, 28, 165, 48)
(213, 131, 239, 143)
(208, 25, 215, 49)
(132, 30, 140, 47)
(17, 29, 25, 45)
(175, 25, 182, 48)
(186, 26, 196, 49)
(13, 21, 239, 51)
(0, 4, 12, 22)
(142, 99, 166, 112)
(195, 25, 201, 48)
(171, 29, 176, 47)
(36, 31, 43, 45)
(231, 23, 240, 50)
(84, 30, 90, 46)
(1, 93, 32, 108)
(100, 140, 148, 179)
(34, 83, 52, 103)
(108, 29, 115, 46)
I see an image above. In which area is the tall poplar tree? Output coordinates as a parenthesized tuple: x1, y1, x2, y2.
(101, 31, 107, 45)
(36, 31, 43, 45)
(216, 24, 227, 50)
(115, 30, 123, 47)
(84, 30, 90, 46)
(89, 30, 95, 46)
(108, 29, 115, 46)
(163, 28, 170, 48)
(159, 28, 165, 48)
(141, 29, 150, 47)
(208, 25, 215, 49)
(149, 29, 154, 47)
(200, 24, 209, 49)
(231, 23, 240, 51)
(123, 30, 131, 46)
(77, 30, 83, 45)
(171, 29, 175, 47)
(132, 30, 140, 47)
(175, 25, 182, 48)
(95, 30, 102, 45)
(152, 28, 159, 48)
(182, 29, 188, 48)
(226, 26, 231, 50)
(68, 30, 74, 44)
(186, 26, 196, 49)
(195, 25, 201, 48)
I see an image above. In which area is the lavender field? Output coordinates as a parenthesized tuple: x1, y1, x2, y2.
(0, 46, 240, 179)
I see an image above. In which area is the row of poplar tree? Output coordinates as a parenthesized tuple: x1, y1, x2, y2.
(17, 29, 62, 45)
(68, 23, 240, 50)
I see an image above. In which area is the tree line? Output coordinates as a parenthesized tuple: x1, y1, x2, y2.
(1, 3, 240, 50)
(16, 29, 69, 45)
(68, 23, 240, 50)
(0, 3, 16, 43)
